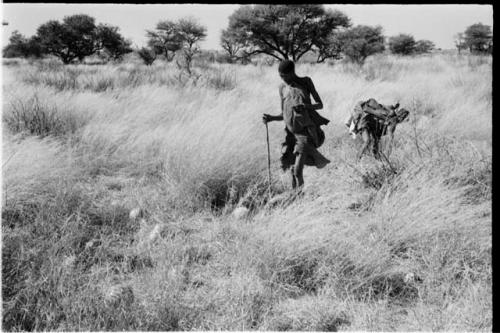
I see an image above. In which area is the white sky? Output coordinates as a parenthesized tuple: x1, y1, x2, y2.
(0, 4, 493, 50)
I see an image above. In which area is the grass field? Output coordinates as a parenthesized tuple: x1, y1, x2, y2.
(1, 53, 491, 331)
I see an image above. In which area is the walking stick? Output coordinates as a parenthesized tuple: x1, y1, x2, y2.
(265, 122, 272, 200)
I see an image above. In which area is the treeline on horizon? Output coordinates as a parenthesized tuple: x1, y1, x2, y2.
(2, 5, 493, 67)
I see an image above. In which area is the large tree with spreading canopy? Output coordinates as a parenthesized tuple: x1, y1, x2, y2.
(35, 14, 131, 63)
(221, 5, 351, 62)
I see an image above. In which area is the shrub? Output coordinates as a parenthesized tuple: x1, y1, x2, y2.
(3, 95, 86, 138)
(414, 40, 435, 54)
(137, 47, 157, 65)
(201, 68, 236, 90)
(389, 34, 416, 55)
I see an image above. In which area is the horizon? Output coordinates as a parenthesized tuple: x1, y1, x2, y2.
(0, 4, 494, 51)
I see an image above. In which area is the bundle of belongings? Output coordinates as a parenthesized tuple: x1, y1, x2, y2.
(345, 98, 401, 139)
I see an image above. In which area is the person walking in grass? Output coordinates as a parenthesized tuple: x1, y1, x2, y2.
(263, 59, 330, 190)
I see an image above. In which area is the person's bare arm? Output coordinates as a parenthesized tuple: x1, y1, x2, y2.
(304, 77, 323, 111)
(263, 85, 284, 123)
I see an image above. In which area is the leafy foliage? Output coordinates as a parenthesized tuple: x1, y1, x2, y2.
(36, 15, 98, 64)
(146, 20, 183, 61)
(30, 14, 131, 64)
(338, 25, 385, 64)
(137, 47, 157, 65)
(464, 23, 492, 54)
(220, 28, 250, 64)
(222, 5, 350, 62)
(146, 17, 206, 65)
(388, 34, 416, 55)
(173, 17, 207, 74)
(95, 24, 133, 61)
(2, 31, 43, 58)
(414, 40, 435, 54)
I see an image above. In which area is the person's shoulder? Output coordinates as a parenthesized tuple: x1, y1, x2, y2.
(299, 76, 313, 85)
(300, 76, 315, 90)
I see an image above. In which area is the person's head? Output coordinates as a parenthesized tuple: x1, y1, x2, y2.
(278, 60, 296, 84)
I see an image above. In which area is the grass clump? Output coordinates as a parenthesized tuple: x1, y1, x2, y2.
(3, 94, 87, 138)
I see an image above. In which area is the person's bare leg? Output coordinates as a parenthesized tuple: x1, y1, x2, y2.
(290, 166, 297, 189)
(372, 136, 380, 159)
(293, 153, 306, 189)
(358, 129, 371, 161)
(387, 128, 395, 157)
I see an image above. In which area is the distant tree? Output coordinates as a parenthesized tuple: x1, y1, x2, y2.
(137, 47, 157, 65)
(223, 5, 350, 62)
(2, 30, 43, 58)
(414, 39, 435, 54)
(146, 20, 183, 61)
(338, 25, 385, 64)
(95, 24, 133, 60)
(220, 29, 244, 63)
(314, 31, 344, 63)
(172, 17, 207, 75)
(146, 17, 206, 73)
(35, 14, 131, 64)
(388, 34, 416, 55)
(220, 29, 253, 64)
(464, 23, 492, 54)
(454, 33, 467, 55)
(37, 14, 99, 63)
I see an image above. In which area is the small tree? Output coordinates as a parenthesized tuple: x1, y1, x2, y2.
(388, 34, 416, 55)
(137, 47, 157, 65)
(2, 31, 43, 58)
(220, 29, 243, 63)
(414, 39, 435, 54)
(146, 17, 206, 73)
(96, 24, 133, 61)
(146, 20, 183, 61)
(174, 17, 207, 75)
(464, 23, 492, 54)
(454, 33, 467, 55)
(338, 25, 385, 64)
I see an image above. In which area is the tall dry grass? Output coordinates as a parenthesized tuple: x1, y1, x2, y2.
(2, 53, 491, 331)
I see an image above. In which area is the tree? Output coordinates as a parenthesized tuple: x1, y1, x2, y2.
(454, 33, 467, 55)
(223, 5, 350, 62)
(146, 20, 183, 61)
(95, 24, 133, 60)
(338, 25, 385, 64)
(35, 14, 131, 64)
(464, 23, 492, 54)
(146, 17, 206, 72)
(220, 29, 244, 63)
(388, 34, 416, 55)
(414, 39, 435, 54)
(314, 30, 343, 63)
(174, 17, 207, 72)
(2, 31, 43, 58)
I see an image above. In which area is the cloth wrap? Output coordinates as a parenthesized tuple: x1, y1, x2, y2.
(280, 83, 330, 171)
